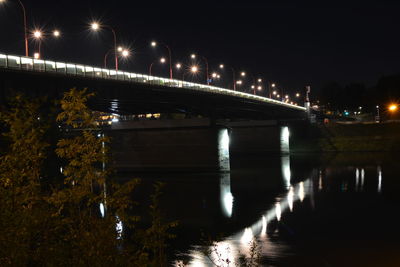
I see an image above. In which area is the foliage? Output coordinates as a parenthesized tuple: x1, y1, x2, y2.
(0, 88, 177, 266)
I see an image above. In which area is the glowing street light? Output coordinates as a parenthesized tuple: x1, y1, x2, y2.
(190, 53, 210, 85)
(257, 86, 262, 90)
(182, 65, 199, 81)
(236, 80, 242, 85)
(176, 63, 182, 69)
(53, 30, 60, 37)
(149, 57, 167, 76)
(389, 104, 398, 112)
(191, 65, 198, 72)
(33, 30, 42, 38)
(219, 63, 237, 91)
(273, 90, 277, 95)
(121, 49, 129, 57)
(151, 40, 173, 79)
(104, 47, 130, 68)
(296, 93, 300, 97)
(32, 30, 43, 58)
(241, 71, 246, 77)
(90, 21, 119, 70)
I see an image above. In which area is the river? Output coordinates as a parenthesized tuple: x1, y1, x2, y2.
(120, 153, 400, 266)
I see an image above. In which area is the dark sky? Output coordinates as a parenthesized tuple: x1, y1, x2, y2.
(1, 1, 399, 96)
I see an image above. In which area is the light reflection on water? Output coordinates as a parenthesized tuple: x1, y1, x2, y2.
(174, 156, 390, 267)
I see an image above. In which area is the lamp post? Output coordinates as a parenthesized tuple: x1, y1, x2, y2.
(190, 54, 210, 85)
(269, 82, 276, 98)
(0, 0, 29, 56)
(149, 57, 166, 76)
(104, 47, 129, 68)
(31, 29, 60, 59)
(151, 41, 173, 79)
(376, 105, 380, 122)
(91, 22, 119, 70)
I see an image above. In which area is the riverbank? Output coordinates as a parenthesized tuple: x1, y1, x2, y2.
(291, 122, 400, 152)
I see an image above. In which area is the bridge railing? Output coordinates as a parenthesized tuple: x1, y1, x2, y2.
(0, 53, 305, 111)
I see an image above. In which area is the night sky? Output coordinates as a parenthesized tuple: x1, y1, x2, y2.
(1, 1, 399, 96)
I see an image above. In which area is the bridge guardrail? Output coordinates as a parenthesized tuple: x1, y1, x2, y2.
(0, 53, 306, 111)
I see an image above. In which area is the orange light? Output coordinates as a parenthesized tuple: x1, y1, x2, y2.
(389, 104, 398, 112)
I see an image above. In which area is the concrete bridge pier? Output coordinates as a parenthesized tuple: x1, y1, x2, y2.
(106, 118, 230, 172)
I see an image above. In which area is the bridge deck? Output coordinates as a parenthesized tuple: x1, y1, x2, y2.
(0, 52, 305, 112)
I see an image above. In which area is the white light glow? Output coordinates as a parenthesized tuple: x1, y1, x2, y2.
(361, 168, 365, 189)
(99, 203, 105, 218)
(220, 173, 233, 218)
(241, 228, 253, 244)
(151, 41, 157, 47)
(91, 22, 100, 30)
(34, 53, 40, 59)
(280, 126, 290, 153)
(33, 31, 42, 38)
(121, 50, 129, 57)
(275, 203, 282, 221)
(298, 182, 305, 202)
(160, 57, 166, 63)
(378, 166, 382, 193)
(176, 63, 181, 69)
(260, 216, 267, 237)
(115, 215, 123, 239)
(288, 186, 294, 211)
(53, 30, 60, 37)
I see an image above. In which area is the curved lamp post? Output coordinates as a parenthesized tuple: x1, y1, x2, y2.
(151, 41, 173, 79)
(0, 0, 29, 56)
(91, 22, 119, 70)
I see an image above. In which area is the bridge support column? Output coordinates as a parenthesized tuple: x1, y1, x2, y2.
(106, 119, 230, 172)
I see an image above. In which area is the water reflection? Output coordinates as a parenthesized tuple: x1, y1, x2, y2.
(281, 155, 291, 189)
(220, 173, 233, 218)
(179, 155, 314, 266)
(377, 166, 382, 193)
(155, 154, 395, 266)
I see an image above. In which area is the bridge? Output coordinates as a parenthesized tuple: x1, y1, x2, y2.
(0, 52, 309, 172)
(0, 52, 306, 120)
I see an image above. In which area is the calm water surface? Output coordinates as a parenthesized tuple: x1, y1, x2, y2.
(122, 153, 400, 266)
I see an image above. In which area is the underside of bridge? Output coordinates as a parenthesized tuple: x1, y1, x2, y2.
(0, 68, 306, 121)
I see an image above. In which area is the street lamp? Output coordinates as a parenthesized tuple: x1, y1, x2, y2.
(269, 82, 276, 98)
(1, 0, 29, 56)
(191, 53, 210, 85)
(104, 47, 129, 68)
(182, 65, 199, 81)
(151, 40, 173, 79)
(149, 57, 167, 76)
(32, 30, 43, 58)
(91, 22, 119, 70)
(53, 30, 60, 37)
(376, 105, 380, 122)
(388, 104, 398, 112)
